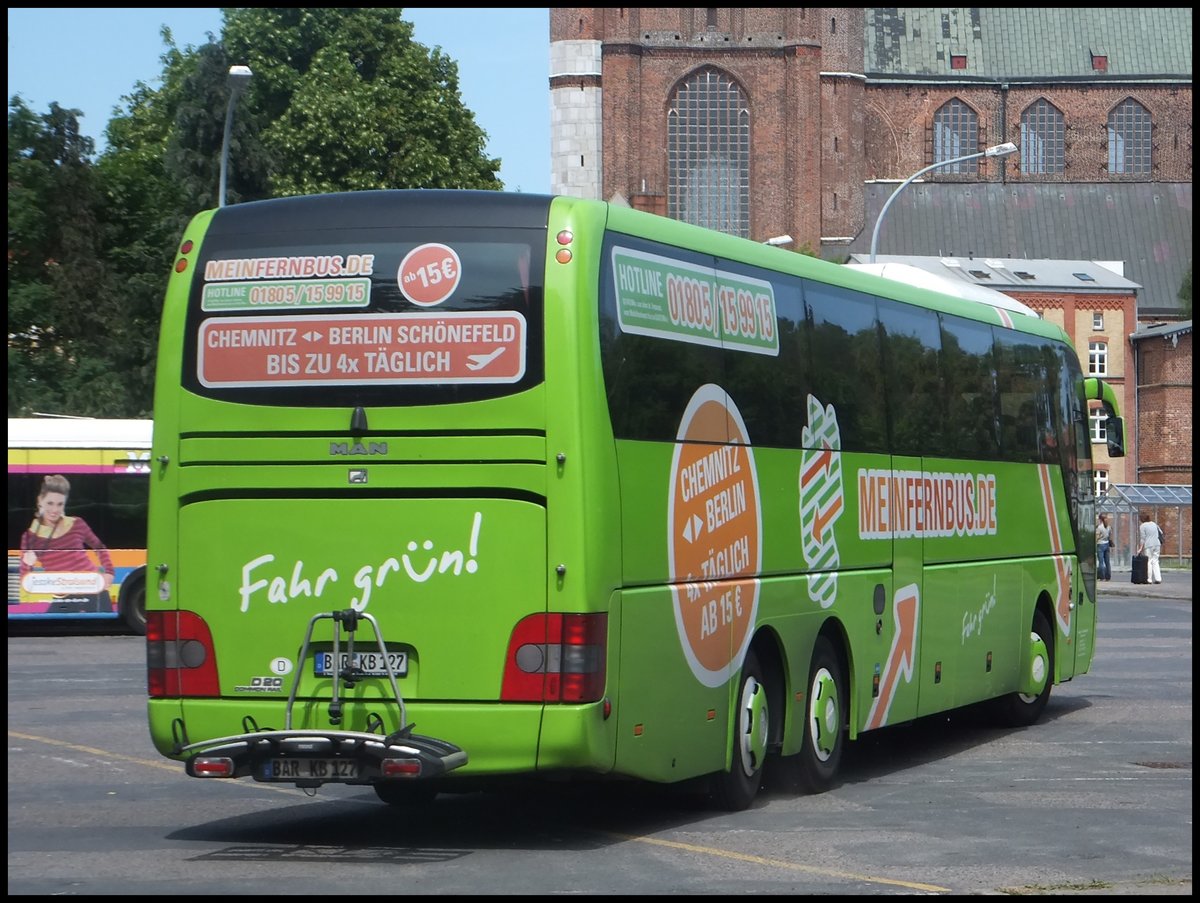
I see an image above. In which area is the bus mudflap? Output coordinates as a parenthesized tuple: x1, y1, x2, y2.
(182, 728, 468, 787)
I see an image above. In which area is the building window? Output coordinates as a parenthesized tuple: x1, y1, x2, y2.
(667, 68, 750, 238)
(1095, 468, 1109, 496)
(1089, 409, 1108, 443)
(950, 54, 967, 70)
(1108, 98, 1152, 176)
(1020, 99, 1065, 175)
(932, 99, 979, 173)
(1093, 312, 1104, 330)
(1088, 341, 1108, 376)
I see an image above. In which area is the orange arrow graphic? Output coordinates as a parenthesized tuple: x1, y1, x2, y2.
(866, 584, 919, 730)
(1054, 557, 1072, 633)
(800, 444, 835, 485)
(811, 495, 844, 542)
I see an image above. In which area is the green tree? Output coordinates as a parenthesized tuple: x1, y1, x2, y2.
(221, 8, 501, 194)
(12, 10, 504, 416)
(1179, 264, 1192, 319)
(7, 98, 129, 416)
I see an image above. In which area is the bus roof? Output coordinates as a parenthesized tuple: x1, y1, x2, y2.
(843, 262, 1040, 318)
(7, 418, 152, 450)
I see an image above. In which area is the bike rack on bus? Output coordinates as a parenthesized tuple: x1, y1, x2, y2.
(174, 606, 468, 786)
(287, 608, 407, 733)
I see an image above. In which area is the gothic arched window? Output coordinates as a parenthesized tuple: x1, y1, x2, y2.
(1107, 98, 1152, 176)
(667, 68, 750, 237)
(1020, 99, 1066, 174)
(932, 99, 979, 173)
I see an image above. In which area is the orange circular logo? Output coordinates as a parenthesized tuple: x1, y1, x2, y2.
(398, 243, 462, 306)
(668, 385, 761, 687)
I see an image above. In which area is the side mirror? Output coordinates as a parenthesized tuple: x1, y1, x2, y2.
(1105, 415, 1126, 458)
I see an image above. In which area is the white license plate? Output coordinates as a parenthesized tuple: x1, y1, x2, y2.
(264, 758, 359, 781)
(314, 650, 407, 677)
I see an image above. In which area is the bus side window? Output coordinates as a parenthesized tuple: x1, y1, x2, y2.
(805, 281, 887, 454)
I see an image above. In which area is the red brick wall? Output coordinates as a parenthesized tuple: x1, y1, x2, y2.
(1136, 330, 1193, 483)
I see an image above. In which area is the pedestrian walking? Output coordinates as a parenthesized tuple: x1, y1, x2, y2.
(1135, 512, 1163, 585)
(1095, 513, 1113, 580)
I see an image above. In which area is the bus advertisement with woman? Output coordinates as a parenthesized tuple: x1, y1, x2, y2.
(145, 191, 1125, 810)
(8, 418, 151, 634)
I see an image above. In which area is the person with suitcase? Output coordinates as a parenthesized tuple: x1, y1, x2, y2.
(1135, 512, 1163, 585)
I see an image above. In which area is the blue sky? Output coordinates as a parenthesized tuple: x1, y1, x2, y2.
(6, 8, 551, 194)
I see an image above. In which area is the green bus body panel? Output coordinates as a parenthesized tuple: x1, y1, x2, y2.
(179, 496, 545, 700)
(147, 191, 1110, 793)
(178, 434, 548, 464)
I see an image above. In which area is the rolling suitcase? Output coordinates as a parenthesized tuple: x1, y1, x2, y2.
(1131, 553, 1149, 585)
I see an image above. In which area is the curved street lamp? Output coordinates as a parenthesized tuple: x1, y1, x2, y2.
(869, 141, 1018, 262)
(218, 65, 254, 208)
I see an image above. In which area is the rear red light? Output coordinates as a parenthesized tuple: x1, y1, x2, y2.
(191, 757, 235, 777)
(381, 758, 423, 777)
(147, 610, 220, 697)
(501, 613, 606, 703)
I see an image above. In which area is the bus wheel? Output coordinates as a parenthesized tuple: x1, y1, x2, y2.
(992, 609, 1054, 728)
(373, 781, 439, 807)
(119, 571, 147, 636)
(709, 649, 768, 811)
(796, 636, 845, 794)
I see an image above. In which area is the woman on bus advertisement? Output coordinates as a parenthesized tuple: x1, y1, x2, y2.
(19, 474, 115, 613)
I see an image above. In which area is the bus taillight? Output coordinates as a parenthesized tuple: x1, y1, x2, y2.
(147, 610, 220, 697)
(502, 613, 607, 703)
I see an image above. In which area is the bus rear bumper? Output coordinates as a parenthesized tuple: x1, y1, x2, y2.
(179, 727, 467, 788)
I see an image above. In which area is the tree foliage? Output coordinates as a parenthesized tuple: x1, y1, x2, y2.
(7, 98, 132, 416)
(222, 8, 500, 194)
(9, 9, 503, 417)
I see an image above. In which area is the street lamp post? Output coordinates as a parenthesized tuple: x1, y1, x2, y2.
(869, 142, 1018, 262)
(218, 65, 254, 208)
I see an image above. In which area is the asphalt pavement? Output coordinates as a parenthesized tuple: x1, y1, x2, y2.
(1097, 566, 1191, 601)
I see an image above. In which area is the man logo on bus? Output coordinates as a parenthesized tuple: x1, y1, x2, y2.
(799, 394, 845, 608)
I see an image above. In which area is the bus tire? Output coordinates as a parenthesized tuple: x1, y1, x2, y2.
(119, 569, 147, 636)
(796, 636, 846, 795)
(709, 649, 768, 811)
(992, 609, 1054, 728)
(373, 781, 439, 807)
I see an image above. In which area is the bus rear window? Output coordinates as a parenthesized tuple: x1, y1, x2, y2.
(182, 226, 545, 408)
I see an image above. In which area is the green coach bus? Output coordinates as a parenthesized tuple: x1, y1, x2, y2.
(146, 190, 1125, 810)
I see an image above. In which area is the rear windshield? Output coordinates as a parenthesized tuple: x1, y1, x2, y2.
(182, 202, 547, 408)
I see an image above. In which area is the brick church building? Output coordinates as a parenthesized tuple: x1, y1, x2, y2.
(549, 8, 1192, 559)
(549, 8, 1190, 315)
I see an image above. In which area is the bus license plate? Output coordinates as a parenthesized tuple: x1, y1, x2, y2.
(264, 758, 359, 781)
(314, 651, 407, 677)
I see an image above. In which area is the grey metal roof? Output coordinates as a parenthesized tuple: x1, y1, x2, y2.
(833, 182, 1192, 316)
(866, 8, 1193, 80)
(1131, 320, 1193, 342)
(849, 253, 1142, 293)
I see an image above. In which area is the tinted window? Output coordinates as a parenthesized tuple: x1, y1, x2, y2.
(879, 300, 944, 457)
(8, 474, 147, 551)
(806, 282, 887, 453)
(599, 235, 724, 442)
(183, 193, 548, 408)
(993, 330, 1057, 464)
(720, 264, 810, 448)
(939, 314, 1000, 459)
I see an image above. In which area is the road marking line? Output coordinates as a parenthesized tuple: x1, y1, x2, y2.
(603, 831, 952, 892)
